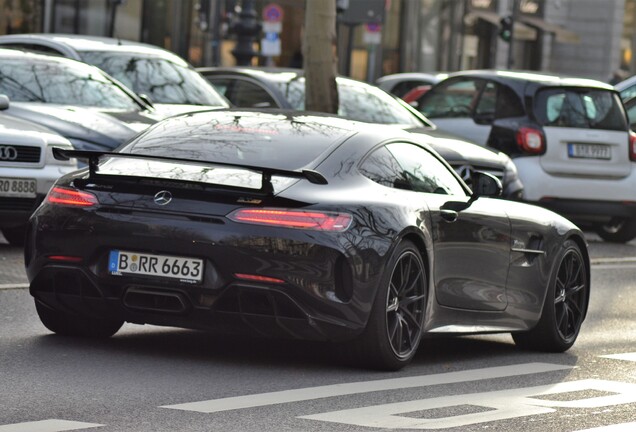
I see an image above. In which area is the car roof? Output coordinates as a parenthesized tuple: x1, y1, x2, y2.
(444, 70, 615, 91)
(376, 72, 447, 85)
(0, 33, 189, 66)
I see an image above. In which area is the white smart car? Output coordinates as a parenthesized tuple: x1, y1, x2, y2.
(417, 70, 636, 242)
(0, 95, 77, 245)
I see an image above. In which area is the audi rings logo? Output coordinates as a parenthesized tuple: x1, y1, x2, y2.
(153, 190, 173, 206)
(0, 146, 18, 161)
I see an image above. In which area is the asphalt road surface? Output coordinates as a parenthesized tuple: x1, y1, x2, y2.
(1, 233, 635, 432)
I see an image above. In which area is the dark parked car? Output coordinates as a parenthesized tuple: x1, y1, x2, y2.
(197, 67, 523, 199)
(27, 110, 589, 370)
(0, 34, 229, 118)
(417, 70, 636, 242)
(0, 48, 159, 151)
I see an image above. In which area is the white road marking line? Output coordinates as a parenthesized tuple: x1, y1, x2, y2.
(0, 419, 103, 432)
(576, 422, 636, 431)
(600, 353, 636, 362)
(590, 257, 636, 265)
(299, 379, 636, 430)
(161, 362, 573, 413)
(0, 283, 29, 291)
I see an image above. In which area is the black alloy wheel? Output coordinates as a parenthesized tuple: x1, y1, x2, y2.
(553, 246, 587, 344)
(350, 240, 427, 370)
(385, 249, 427, 359)
(35, 300, 124, 338)
(513, 239, 588, 352)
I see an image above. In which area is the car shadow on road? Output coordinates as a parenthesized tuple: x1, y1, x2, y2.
(31, 326, 580, 372)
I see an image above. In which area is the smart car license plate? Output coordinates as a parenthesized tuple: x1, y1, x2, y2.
(108, 250, 204, 283)
(568, 143, 611, 160)
(0, 177, 37, 198)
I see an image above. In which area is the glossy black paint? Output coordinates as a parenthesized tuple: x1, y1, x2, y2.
(26, 110, 588, 344)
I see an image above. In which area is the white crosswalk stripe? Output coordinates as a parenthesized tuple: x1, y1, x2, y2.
(600, 353, 636, 362)
(0, 420, 102, 432)
(161, 362, 572, 413)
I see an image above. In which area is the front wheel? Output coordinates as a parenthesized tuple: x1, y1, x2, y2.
(350, 241, 427, 370)
(35, 300, 124, 338)
(595, 217, 636, 243)
(513, 239, 588, 352)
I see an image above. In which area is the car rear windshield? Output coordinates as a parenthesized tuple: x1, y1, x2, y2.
(534, 88, 627, 131)
(80, 51, 228, 107)
(0, 57, 139, 109)
(273, 79, 423, 127)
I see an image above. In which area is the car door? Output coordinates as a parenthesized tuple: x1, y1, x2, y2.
(387, 142, 511, 311)
(207, 76, 281, 108)
(418, 77, 496, 146)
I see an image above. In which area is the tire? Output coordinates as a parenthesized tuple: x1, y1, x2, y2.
(35, 300, 123, 338)
(1, 226, 26, 246)
(595, 217, 636, 243)
(350, 240, 427, 370)
(513, 239, 588, 352)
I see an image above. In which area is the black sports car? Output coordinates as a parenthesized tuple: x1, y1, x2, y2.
(26, 110, 589, 370)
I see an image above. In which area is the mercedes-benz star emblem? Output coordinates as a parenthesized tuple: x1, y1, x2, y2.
(457, 165, 474, 183)
(153, 190, 173, 206)
(0, 146, 18, 161)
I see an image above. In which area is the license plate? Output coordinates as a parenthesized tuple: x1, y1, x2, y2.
(568, 143, 611, 160)
(108, 250, 204, 283)
(0, 177, 37, 198)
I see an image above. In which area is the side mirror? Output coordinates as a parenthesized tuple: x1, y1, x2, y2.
(0, 95, 9, 110)
(472, 171, 503, 197)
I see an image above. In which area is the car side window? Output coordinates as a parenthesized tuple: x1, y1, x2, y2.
(359, 146, 405, 188)
(0, 43, 64, 56)
(495, 84, 525, 118)
(475, 81, 497, 118)
(387, 143, 467, 196)
(232, 80, 278, 108)
(207, 78, 231, 98)
(418, 78, 485, 118)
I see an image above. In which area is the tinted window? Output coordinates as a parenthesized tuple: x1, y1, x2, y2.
(418, 78, 485, 118)
(389, 80, 430, 98)
(359, 146, 404, 188)
(387, 143, 466, 195)
(80, 51, 227, 106)
(230, 80, 278, 108)
(0, 56, 139, 109)
(534, 88, 627, 131)
(272, 78, 423, 126)
(0, 43, 64, 56)
(495, 84, 525, 118)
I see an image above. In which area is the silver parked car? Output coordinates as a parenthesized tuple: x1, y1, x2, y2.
(0, 95, 76, 245)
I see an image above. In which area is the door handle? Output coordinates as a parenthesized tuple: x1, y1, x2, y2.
(440, 209, 458, 223)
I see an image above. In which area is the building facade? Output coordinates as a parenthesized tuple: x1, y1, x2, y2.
(0, 0, 631, 82)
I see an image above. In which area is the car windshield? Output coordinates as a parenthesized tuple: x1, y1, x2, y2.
(534, 88, 627, 131)
(272, 78, 423, 126)
(80, 51, 228, 106)
(0, 57, 139, 109)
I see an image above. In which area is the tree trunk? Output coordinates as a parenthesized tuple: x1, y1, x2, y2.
(304, 0, 339, 114)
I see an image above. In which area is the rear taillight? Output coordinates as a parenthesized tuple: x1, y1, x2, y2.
(516, 127, 545, 155)
(47, 186, 98, 207)
(228, 208, 352, 232)
(629, 131, 636, 162)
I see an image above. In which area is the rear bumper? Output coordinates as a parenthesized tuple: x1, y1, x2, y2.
(529, 198, 636, 225)
(26, 205, 388, 341)
(30, 264, 359, 341)
(514, 157, 636, 222)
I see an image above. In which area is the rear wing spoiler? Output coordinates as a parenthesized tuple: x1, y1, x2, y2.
(53, 148, 328, 195)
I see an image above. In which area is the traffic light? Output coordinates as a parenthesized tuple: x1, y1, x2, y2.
(499, 15, 513, 42)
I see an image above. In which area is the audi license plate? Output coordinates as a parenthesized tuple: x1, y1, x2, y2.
(568, 143, 611, 160)
(0, 177, 37, 198)
(108, 250, 204, 283)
